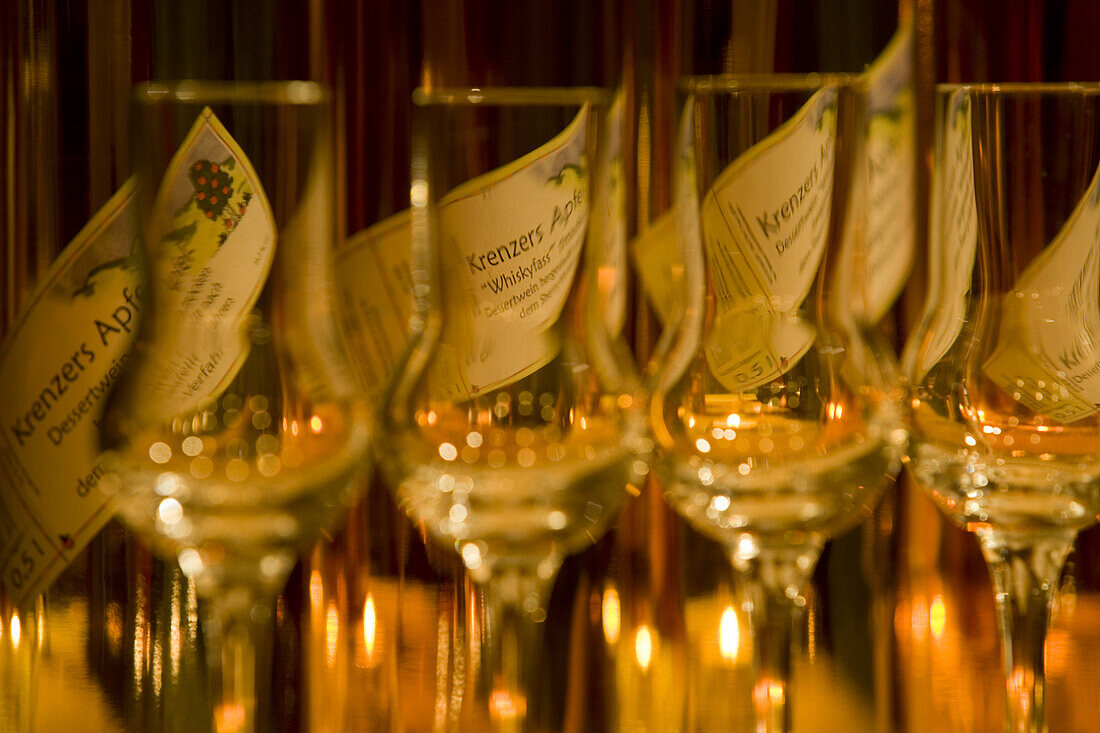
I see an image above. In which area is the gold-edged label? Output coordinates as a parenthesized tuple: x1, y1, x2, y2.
(700, 89, 837, 392)
(0, 109, 273, 605)
(983, 162, 1100, 423)
(334, 211, 414, 405)
(859, 21, 917, 323)
(131, 108, 277, 423)
(430, 105, 591, 402)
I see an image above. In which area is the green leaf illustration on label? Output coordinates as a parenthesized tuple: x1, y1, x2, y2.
(135, 107, 277, 423)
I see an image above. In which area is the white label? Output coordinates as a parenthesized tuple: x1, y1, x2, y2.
(0, 109, 273, 605)
(913, 90, 978, 378)
(982, 164, 1100, 423)
(860, 22, 917, 323)
(700, 89, 837, 392)
(333, 211, 414, 405)
(131, 108, 277, 423)
(428, 105, 590, 402)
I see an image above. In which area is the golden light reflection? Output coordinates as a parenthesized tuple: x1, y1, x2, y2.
(490, 690, 525, 721)
(215, 703, 247, 733)
(719, 605, 740, 663)
(10, 613, 21, 648)
(597, 265, 617, 297)
(754, 679, 786, 708)
(634, 625, 653, 671)
(363, 593, 377, 662)
(911, 595, 929, 643)
(310, 415, 324, 433)
(149, 441, 171, 463)
(309, 570, 324, 612)
(602, 587, 621, 645)
(170, 585, 182, 676)
(929, 595, 947, 641)
(133, 590, 146, 698)
(326, 601, 339, 667)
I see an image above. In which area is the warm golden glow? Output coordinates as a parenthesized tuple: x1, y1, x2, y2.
(326, 602, 339, 667)
(170, 588, 182, 675)
(363, 594, 377, 661)
(929, 595, 946, 641)
(104, 603, 121, 651)
(215, 703, 247, 733)
(149, 441, 171, 463)
(10, 613, 20, 648)
(719, 605, 740, 663)
(634, 625, 653, 671)
(490, 690, 525, 721)
(309, 570, 324, 612)
(754, 679, 786, 708)
(310, 415, 324, 433)
(602, 587, 621, 645)
(911, 595, 929, 643)
(597, 265, 617, 297)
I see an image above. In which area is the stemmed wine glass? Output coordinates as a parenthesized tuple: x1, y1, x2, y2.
(904, 83, 1100, 733)
(99, 81, 371, 733)
(378, 86, 641, 731)
(648, 74, 905, 732)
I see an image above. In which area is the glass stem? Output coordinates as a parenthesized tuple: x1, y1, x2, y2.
(729, 539, 823, 733)
(204, 590, 271, 733)
(481, 562, 554, 733)
(978, 529, 1074, 733)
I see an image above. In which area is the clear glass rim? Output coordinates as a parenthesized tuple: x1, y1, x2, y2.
(412, 86, 611, 107)
(936, 81, 1100, 96)
(679, 72, 863, 96)
(135, 80, 329, 105)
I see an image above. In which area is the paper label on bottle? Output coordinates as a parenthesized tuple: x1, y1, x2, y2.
(982, 163, 1100, 423)
(428, 105, 590, 402)
(859, 21, 916, 323)
(592, 89, 628, 336)
(131, 108, 277, 423)
(333, 211, 414, 405)
(700, 89, 836, 392)
(630, 210, 680, 325)
(915, 90, 978, 378)
(0, 109, 272, 606)
(633, 27, 915, 332)
(0, 183, 140, 607)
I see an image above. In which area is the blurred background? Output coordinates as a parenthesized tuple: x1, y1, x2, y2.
(3, 1, 1100, 730)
